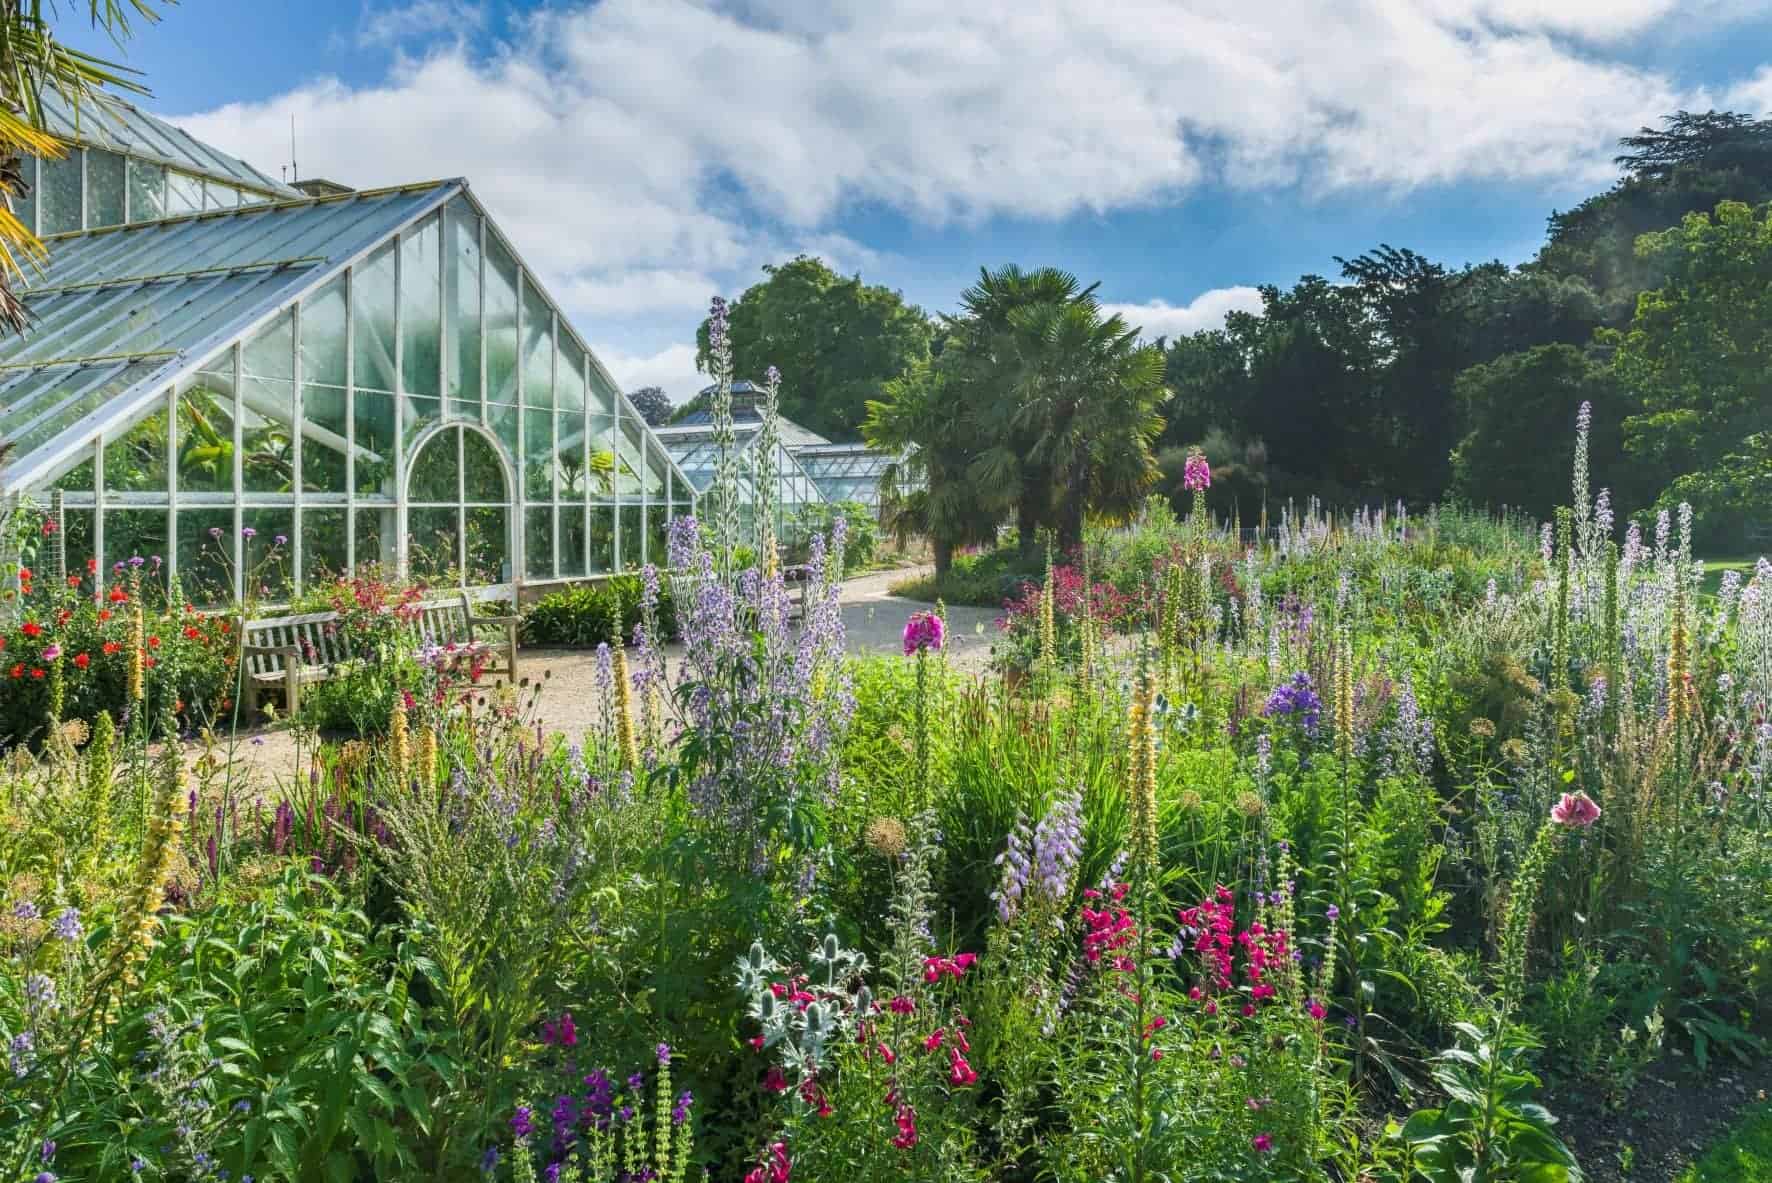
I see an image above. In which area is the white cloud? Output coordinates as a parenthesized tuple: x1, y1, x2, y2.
(170, 0, 1762, 376)
(1727, 65, 1772, 114)
(593, 342, 705, 403)
(1103, 287, 1266, 339)
(356, 0, 488, 49)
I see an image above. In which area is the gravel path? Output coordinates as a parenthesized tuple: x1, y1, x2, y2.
(204, 567, 1003, 790)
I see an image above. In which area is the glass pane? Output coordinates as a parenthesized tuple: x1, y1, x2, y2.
(409, 507, 458, 584)
(618, 505, 642, 570)
(555, 411, 588, 502)
(466, 506, 507, 585)
(352, 390, 396, 495)
(103, 402, 171, 493)
(587, 366, 619, 418)
(401, 212, 441, 397)
(488, 401, 518, 465)
(589, 415, 616, 497)
(302, 508, 347, 591)
(525, 506, 554, 579)
(166, 171, 202, 216)
(406, 395, 442, 449)
(39, 150, 82, 235)
(615, 418, 646, 496)
(53, 456, 95, 495)
(352, 240, 398, 393)
(520, 276, 552, 407)
(445, 196, 481, 414)
(300, 384, 348, 493)
(484, 234, 518, 404)
(242, 509, 293, 602)
(127, 157, 165, 223)
(462, 429, 505, 502)
(407, 427, 458, 503)
(203, 181, 230, 212)
(589, 507, 614, 574)
(86, 149, 125, 228)
(302, 274, 349, 387)
(556, 339, 585, 412)
(645, 507, 668, 568)
(354, 507, 393, 573)
(177, 376, 236, 496)
(175, 509, 235, 607)
(560, 505, 587, 578)
(241, 310, 295, 494)
(60, 508, 95, 584)
(523, 408, 552, 501)
(105, 509, 169, 583)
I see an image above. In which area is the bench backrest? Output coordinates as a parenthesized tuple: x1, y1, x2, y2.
(405, 595, 472, 649)
(240, 611, 352, 677)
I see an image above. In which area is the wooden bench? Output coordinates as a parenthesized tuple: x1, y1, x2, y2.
(239, 592, 521, 716)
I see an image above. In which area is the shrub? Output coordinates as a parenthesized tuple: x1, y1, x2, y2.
(521, 575, 677, 647)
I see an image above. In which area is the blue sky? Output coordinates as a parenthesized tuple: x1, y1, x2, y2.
(68, 0, 1772, 402)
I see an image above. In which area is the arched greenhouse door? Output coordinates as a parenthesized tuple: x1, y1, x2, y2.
(404, 424, 512, 587)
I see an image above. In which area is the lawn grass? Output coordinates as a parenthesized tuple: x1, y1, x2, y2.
(1678, 1103, 1772, 1181)
(1702, 554, 1763, 597)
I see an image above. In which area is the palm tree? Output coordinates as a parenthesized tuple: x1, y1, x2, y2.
(0, 1, 161, 333)
(953, 265, 1168, 554)
(864, 361, 1003, 580)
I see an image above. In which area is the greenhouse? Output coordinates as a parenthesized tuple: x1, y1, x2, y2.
(653, 422, 826, 537)
(791, 442, 905, 514)
(0, 99, 694, 604)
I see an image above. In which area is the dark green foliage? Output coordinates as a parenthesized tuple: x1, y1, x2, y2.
(520, 574, 678, 647)
(691, 255, 933, 442)
(1448, 345, 1631, 520)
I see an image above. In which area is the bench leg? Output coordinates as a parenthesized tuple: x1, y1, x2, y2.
(285, 666, 300, 717)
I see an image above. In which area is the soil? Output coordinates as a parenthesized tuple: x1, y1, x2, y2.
(1561, 1051, 1772, 1181)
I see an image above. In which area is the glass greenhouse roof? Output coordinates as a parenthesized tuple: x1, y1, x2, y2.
(658, 424, 824, 505)
(0, 181, 456, 491)
(792, 443, 902, 508)
(40, 90, 296, 198)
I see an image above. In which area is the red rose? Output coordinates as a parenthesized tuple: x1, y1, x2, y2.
(102, 641, 120, 655)
(20, 621, 40, 638)
(30, 668, 43, 680)
(73, 652, 90, 669)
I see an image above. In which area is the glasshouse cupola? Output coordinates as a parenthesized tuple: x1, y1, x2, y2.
(2, 95, 694, 604)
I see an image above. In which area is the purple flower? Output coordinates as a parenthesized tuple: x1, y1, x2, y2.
(209, 527, 222, 539)
(478, 1146, 498, 1175)
(672, 1089, 693, 1125)
(275, 535, 288, 546)
(128, 555, 144, 568)
(656, 1042, 671, 1066)
(40, 644, 60, 661)
(1261, 672, 1322, 736)
(510, 1106, 534, 1140)
(540, 1011, 576, 1048)
(11, 900, 39, 921)
(51, 907, 81, 942)
(1326, 905, 1340, 921)
(242, 527, 256, 539)
(627, 1073, 644, 1090)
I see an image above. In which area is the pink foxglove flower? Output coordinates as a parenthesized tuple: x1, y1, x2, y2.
(1550, 791, 1600, 828)
(901, 611, 944, 656)
(1183, 450, 1212, 492)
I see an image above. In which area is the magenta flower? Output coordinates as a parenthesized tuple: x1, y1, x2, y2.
(1550, 791, 1600, 828)
(1252, 1133, 1274, 1153)
(902, 611, 944, 656)
(40, 644, 60, 661)
(1183, 450, 1212, 492)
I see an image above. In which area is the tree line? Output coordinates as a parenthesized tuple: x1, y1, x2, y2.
(682, 110, 1772, 566)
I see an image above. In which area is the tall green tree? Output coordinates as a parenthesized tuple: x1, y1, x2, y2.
(0, 1, 161, 333)
(1610, 199, 1772, 516)
(693, 256, 932, 441)
(1447, 344, 1628, 520)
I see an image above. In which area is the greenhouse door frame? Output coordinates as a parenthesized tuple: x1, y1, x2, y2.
(400, 418, 517, 595)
